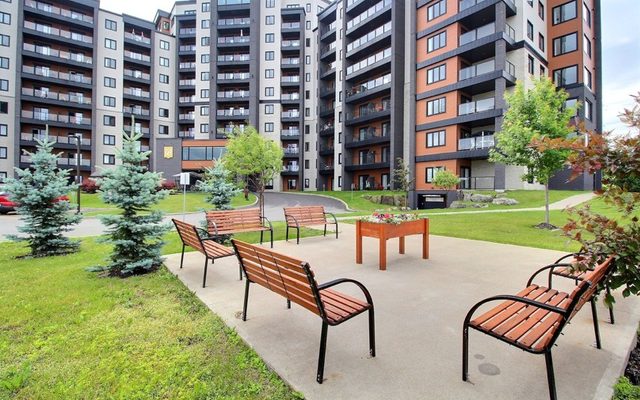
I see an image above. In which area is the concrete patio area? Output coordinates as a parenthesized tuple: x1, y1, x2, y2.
(165, 223, 640, 400)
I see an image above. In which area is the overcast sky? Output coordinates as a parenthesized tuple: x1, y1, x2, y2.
(101, 0, 640, 133)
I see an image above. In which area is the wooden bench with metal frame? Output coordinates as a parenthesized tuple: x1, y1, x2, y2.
(231, 239, 375, 384)
(172, 219, 236, 288)
(463, 256, 615, 400)
(283, 206, 338, 244)
(206, 207, 274, 248)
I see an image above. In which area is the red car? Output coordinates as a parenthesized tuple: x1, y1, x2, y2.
(0, 191, 70, 215)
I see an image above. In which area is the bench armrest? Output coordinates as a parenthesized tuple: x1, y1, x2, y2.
(464, 294, 568, 327)
(206, 219, 220, 237)
(318, 278, 373, 306)
(195, 226, 212, 239)
(323, 211, 338, 225)
(261, 216, 273, 231)
(285, 214, 300, 228)
(554, 252, 588, 264)
(527, 263, 575, 288)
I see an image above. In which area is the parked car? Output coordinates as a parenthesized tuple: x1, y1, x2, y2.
(0, 188, 71, 215)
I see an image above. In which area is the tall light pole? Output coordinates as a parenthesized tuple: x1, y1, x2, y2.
(68, 133, 82, 214)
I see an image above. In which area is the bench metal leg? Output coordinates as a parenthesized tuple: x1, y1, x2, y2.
(270, 228, 273, 248)
(606, 286, 615, 324)
(238, 263, 243, 281)
(545, 351, 558, 400)
(260, 230, 263, 245)
(335, 222, 339, 239)
(317, 321, 328, 384)
(285, 225, 289, 242)
(323, 224, 327, 237)
(242, 279, 250, 321)
(296, 227, 300, 244)
(591, 299, 602, 349)
(368, 307, 376, 357)
(180, 244, 185, 269)
(286, 299, 291, 309)
(462, 324, 469, 381)
(202, 257, 209, 288)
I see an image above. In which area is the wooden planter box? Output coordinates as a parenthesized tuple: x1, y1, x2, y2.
(355, 218, 429, 270)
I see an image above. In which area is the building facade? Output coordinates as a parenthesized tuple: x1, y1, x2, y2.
(0, 0, 601, 204)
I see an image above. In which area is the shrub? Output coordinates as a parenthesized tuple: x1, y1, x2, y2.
(432, 170, 460, 190)
(614, 377, 640, 400)
(81, 179, 100, 194)
(159, 180, 177, 192)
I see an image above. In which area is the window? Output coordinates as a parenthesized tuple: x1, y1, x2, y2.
(426, 97, 446, 116)
(200, 89, 209, 98)
(306, 38, 310, 47)
(103, 134, 116, 145)
(202, 2, 210, 12)
(104, 57, 116, 69)
(0, 124, 7, 136)
(528, 55, 535, 75)
(425, 166, 444, 183)
(306, 20, 311, 30)
(159, 108, 169, 117)
(265, 15, 275, 25)
(266, 0, 275, 8)
(553, 65, 578, 86)
(0, 57, 7, 69)
(159, 57, 169, 67)
(538, 33, 545, 51)
(564, 98, 578, 115)
(0, 147, 7, 159)
(160, 40, 170, 50)
(103, 115, 116, 126)
(265, 51, 274, 60)
(201, 19, 209, 29)
(584, 35, 592, 57)
(584, 67, 592, 89)
(103, 96, 115, 107)
(552, 1, 577, 24)
(0, 101, 7, 113)
(265, 33, 274, 43)
(0, 34, 9, 46)
(104, 38, 117, 50)
(103, 154, 115, 165)
(265, 87, 274, 96)
(583, 2, 591, 27)
(0, 172, 6, 182)
(159, 74, 169, 84)
(159, 91, 169, 100)
(427, 0, 446, 21)
(427, 64, 446, 84)
(200, 124, 209, 133)
(0, 12, 10, 25)
(553, 32, 578, 56)
(201, 72, 209, 81)
(200, 106, 209, 116)
(201, 36, 209, 46)
(201, 54, 210, 63)
(265, 104, 274, 114)
(527, 20, 534, 40)
(264, 122, 274, 132)
(427, 31, 446, 52)
(305, 73, 310, 82)
(584, 99, 592, 120)
(104, 77, 116, 88)
(158, 125, 169, 135)
(265, 69, 274, 78)
(540, 65, 546, 77)
(527, 0, 533, 5)
(182, 147, 226, 161)
(105, 19, 117, 31)
(538, 1, 545, 19)
(306, 55, 311, 65)
(426, 130, 446, 148)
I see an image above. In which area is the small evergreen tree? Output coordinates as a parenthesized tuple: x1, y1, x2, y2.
(393, 157, 413, 208)
(5, 134, 81, 256)
(97, 131, 169, 276)
(197, 162, 240, 210)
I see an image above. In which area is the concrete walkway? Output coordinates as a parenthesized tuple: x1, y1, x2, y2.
(165, 223, 639, 400)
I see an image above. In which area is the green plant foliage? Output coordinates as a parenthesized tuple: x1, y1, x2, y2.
(97, 130, 169, 276)
(4, 134, 81, 257)
(196, 162, 240, 210)
(432, 170, 460, 190)
(490, 76, 577, 225)
(614, 377, 640, 400)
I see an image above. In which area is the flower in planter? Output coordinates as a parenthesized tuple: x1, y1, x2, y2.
(361, 212, 418, 224)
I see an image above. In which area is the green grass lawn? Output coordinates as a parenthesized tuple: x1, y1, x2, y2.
(76, 192, 256, 216)
(0, 226, 324, 400)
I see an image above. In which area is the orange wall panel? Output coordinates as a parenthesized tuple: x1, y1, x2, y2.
(416, 56, 459, 94)
(415, 91, 459, 126)
(415, 125, 459, 156)
(416, 0, 458, 32)
(416, 23, 461, 63)
(415, 159, 460, 190)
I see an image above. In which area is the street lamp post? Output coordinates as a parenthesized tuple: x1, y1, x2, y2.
(68, 133, 82, 214)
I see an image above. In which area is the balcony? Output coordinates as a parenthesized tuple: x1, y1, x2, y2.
(319, 124, 335, 136)
(123, 106, 150, 118)
(282, 165, 300, 174)
(178, 113, 195, 121)
(217, 109, 250, 118)
(22, 65, 92, 85)
(124, 125, 150, 135)
(217, 72, 250, 81)
(320, 21, 337, 37)
(346, 21, 391, 54)
(281, 76, 301, 86)
(23, 21, 93, 46)
(319, 162, 335, 174)
(319, 85, 335, 98)
(459, 23, 496, 47)
(459, 60, 495, 81)
(178, 130, 195, 138)
(21, 110, 91, 128)
(217, 36, 250, 45)
(281, 129, 300, 139)
(178, 28, 196, 35)
(346, 103, 391, 125)
(123, 88, 150, 99)
(282, 22, 301, 30)
(21, 155, 91, 169)
(179, 62, 196, 69)
(179, 96, 196, 104)
(319, 105, 334, 117)
(24, 0, 93, 24)
(458, 133, 495, 151)
(458, 98, 495, 116)
(346, 47, 391, 78)
(319, 144, 334, 155)
(283, 147, 300, 157)
(216, 90, 250, 100)
(282, 93, 301, 102)
(217, 18, 250, 27)
(124, 31, 151, 45)
(281, 58, 301, 68)
(346, 0, 392, 36)
(218, 0, 251, 5)
(21, 88, 91, 106)
(282, 40, 301, 49)
(320, 42, 337, 59)
(124, 51, 151, 64)
(179, 79, 196, 88)
(23, 43, 92, 65)
(178, 45, 196, 52)
(459, 0, 489, 12)
(20, 132, 91, 147)
(345, 155, 390, 171)
(124, 69, 150, 82)
(346, 73, 391, 102)
(281, 110, 300, 120)
(217, 54, 250, 63)
(346, 128, 390, 148)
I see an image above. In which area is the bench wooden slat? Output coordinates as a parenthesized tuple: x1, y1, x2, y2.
(490, 288, 562, 336)
(206, 208, 270, 236)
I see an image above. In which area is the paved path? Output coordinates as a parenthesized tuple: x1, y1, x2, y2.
(0, 192, 348, 240)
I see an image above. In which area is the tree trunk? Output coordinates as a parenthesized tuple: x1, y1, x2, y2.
(544, 183, 550, 225)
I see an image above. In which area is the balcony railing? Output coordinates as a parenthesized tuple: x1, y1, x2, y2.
(281, 129, 300, 137)
(348, 128, 389, 143)
(347, 73, 391, 97)
(319, 162, 334, 170)
(21, 155, 91, 167)
(347, 21, 392, 53)
(282, 165, 300, 172)
(179, 96, 196, 103)
(217, 72, 250, 80)
(123, 106, 150, 116)
(217, 36, 250, 44)
(124, 69, 150, 80)
(459, 176, 495, 190)
(458, 133, 495, 150)
(459, 60, 494, 81)
(178, 131, 195, 138)
(179, 113, 195, 120)
(346, 0, 392, 30)
(24, 21, 93, 44)
(21, 110, 91, 125)
(123, 88, 150, 98)
(179, 45, 196, 52)
(282, 40, 301, 48)
(24, 0, 93, 23)
(346, 47, 391, 76)
(319, 105, 335, 115)
(320, 61, 337, 75)
(350, 103, 391, 119)
(21, 132, 91, 146)
(320, 21, 337, 35)
(459, 0, 489, 12)
(218, 0, 251, 5)
(282, 22, 301, 29)
(124, 31, 151, 44)
(283, 147, 300, 155)
(217, 18, 250, 26)
(124, 125, 150, 134)
(23, 43, 92, 64)
(282, 93, 300, 101)
(21, 88, 91, 105)
(217, 54, 250, 62)
(22, 65, 92, 84)
(216, 127, 234, 137)
(320, 124, 334, 133)
(281, 76, 300, 83)
(179, 28, 196, 35)
(281, 111, 300, 118)
(282, 58, 300, 65)
(459, 23, 495, 46)
(320, 42, 337, 55)
(216, 90, 250, 99)
(124, 51, 151, 63)
(179, 62, 196, 69)
(179, 79, 196, 86)
(458, 98, 495, 115)
(217, 109, 249, 117)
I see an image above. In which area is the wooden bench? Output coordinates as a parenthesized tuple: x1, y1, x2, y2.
(206, 208, 273, 248)
(283, 206, 338, 244)
(172, 219, 236, 288)
(463, 256, 615, 400)
(231, 239, 375, 384)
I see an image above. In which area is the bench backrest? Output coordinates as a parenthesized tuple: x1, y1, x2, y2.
(232, 239, 323, 317)
(206, 208, 263, 235)
(284, 206, 327, 225)
(173, 219, 203, 253)
(567, 256, 615, 320)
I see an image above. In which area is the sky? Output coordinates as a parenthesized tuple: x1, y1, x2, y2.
(101, 0, 640, 133)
